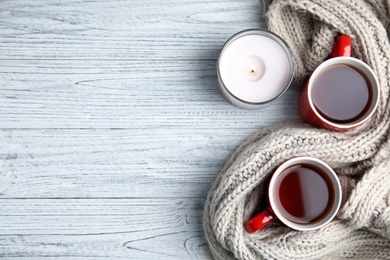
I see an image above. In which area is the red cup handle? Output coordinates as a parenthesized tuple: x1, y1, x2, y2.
(244, 208, 275, 233)
(330, 35, 352, 58)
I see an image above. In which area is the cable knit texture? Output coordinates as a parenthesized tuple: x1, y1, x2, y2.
(203, 0, 390, 259)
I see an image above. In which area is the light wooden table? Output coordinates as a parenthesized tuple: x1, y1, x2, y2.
(0, 1, 301, 259)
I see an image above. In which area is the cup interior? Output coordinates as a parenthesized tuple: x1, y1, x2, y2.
(307, 57, 379, 129)
(268, 157, 341, 231)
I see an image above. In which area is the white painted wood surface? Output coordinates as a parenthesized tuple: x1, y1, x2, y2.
(0, 0, 301, 259)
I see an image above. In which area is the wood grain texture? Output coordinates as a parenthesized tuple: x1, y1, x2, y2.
(0, 198, 211, 259)
(0, 128, 256, 198)
(0, 60, 300, 129)
(0, 0, 300, 258)
(0, 0, 265, 60)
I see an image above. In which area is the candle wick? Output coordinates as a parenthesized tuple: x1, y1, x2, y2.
(251, 66, 256, 74)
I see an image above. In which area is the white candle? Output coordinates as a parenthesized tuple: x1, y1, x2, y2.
(217, 29, 295, 108)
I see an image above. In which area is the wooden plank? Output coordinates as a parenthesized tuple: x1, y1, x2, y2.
(0, 0, 274, 258)
(0, 0, 265, 60)
(0, 128, 260, 198)
(0, 198, 212, 259)
(0, 60, 301, 129)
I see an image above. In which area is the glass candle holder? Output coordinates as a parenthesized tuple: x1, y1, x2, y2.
(217, 29, 295, 109)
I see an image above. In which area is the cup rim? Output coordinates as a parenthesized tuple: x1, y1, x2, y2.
(216, 28, 296, 108)
(268, 157, 342, 231)
(307, 57, 380, 129)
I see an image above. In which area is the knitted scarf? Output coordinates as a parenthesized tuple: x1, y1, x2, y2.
(203, 0, 390, 259)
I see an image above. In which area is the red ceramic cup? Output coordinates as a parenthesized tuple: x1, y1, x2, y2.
(298, 35, 380, 131)
(244, 157, 341, 233)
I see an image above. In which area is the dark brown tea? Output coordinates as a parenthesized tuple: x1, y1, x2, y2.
(274, 163, 335, 225)
(311, 64, 372, 123)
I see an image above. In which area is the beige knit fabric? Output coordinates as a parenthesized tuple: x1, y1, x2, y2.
(203, 0, 390, 259)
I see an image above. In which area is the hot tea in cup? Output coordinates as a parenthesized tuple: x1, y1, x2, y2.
(244, 157, 341, 233)
(298, 35, 380, 131)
